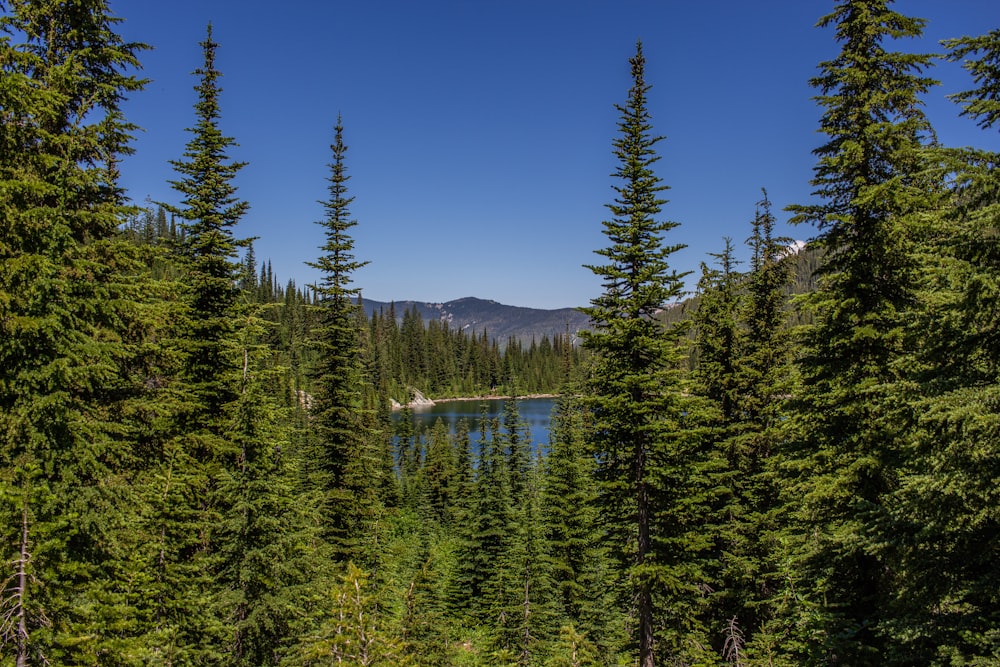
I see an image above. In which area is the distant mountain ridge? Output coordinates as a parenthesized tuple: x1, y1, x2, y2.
(355, 244, 819, 344)
(359, 296, 592, 344)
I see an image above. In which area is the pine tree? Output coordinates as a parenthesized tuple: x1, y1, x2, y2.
(306, 117, 381, 562)
(689, 239, 745, 657)
(692, 239, 741, 424)
(215, 304, 318, 666)
(732, 192, 795, 660)
(420, 419, 458, 526)
(885, 28, 1000, 664)
(295, 563, 409, 666)
(508, 459, 557, 665)
(449, 409, 518, 648)
(166, 23, 249, 417)
(145, 24, 251, 662)
(502, 395, 533, 503)
(579, 41, 709, 667)
(945, 29, 1000, 131)
(0, 1, 148, 663)
(782, 1, 937, 662)
(691, 194, 796, 661)
(541, 373, 624, 661)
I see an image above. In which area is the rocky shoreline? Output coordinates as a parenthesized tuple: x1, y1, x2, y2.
(389, 390, 559, 410)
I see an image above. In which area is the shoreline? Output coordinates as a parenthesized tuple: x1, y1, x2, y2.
(432, 392, 559, 404)
(390, 392, 559, 410)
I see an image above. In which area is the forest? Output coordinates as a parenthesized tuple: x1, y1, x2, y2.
(2, 1, 999, 665)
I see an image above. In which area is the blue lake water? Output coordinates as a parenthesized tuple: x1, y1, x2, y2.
(391, 396, 557, 448)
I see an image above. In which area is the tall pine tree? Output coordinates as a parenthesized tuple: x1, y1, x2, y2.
(887, 27, 1000, 664)
(146, 24, 251, 663)
(782, 1, 936, 663)
(306, 117, 381, 563)
(580, 41, 710, 667)
(166, 22, 249, 418)
(0, 1, 146, 663)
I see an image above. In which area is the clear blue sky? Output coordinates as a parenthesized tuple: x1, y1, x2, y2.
(116, 1, 997, 310)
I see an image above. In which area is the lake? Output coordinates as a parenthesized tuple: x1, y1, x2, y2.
(391, 396, 558, 448)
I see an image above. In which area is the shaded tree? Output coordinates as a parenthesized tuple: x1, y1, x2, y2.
(0, 2, 146, 663)
(306, 117, 382, 563)
(782, 1, 937, 662)
(885, 27, 1000, 664)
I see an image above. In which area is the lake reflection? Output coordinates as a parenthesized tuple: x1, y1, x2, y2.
(391, 397, 557, 448)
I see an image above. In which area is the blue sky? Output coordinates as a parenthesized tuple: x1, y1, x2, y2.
(116, 1, 997, 309)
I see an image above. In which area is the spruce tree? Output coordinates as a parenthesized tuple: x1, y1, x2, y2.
(945, 29, 1000, 131)
(166, 23, 249, 416)
(306, 117, 381, 562)
(732, 192, 795, 659)
(0, 1, 146, 662)
(508, 459, 557, 666)
(691, 194, 796, 660)
(541, 390, 621, 660)
(579, 41, 708, 667)
(886, 28, 1000, 663)
(782, 1, 936, 662)
(215, 306, 316, 666)
(146, 24, 251, 662)
(692, 239, 741, 424)
(689, 239, 743, 657)
(502, 395, 533, 503)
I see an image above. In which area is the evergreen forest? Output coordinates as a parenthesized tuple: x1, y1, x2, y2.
(2, 1, 999, 665)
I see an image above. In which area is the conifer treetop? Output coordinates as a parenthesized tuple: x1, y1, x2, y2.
(584, 40, 686, 327)
(308, 116, 369, 304)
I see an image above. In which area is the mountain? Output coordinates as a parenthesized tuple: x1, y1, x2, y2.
(359, 296, 591, 344)
(355, 244, 820, 345)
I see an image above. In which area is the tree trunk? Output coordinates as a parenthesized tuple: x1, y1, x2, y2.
(637, 438, 654, 667)
(15, 505, 30, 667)
(521, 559, 532, 666)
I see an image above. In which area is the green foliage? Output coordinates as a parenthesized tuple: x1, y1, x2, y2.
(541, 392, 623, 660)
(5, 3, 1000, 665)
(166, 23, 249, 418)
(0, 1, 147, 663)
(945, 28, 1000, 131)
(882, 28, 1000, 664)
(216, 309, 320, 666)
(781, 1, 938, 663)
(305, 118, 387, 564)
(688, 192, 796, 663)
(133, 26, 258, 663)
(580, 41, 715, 667)
(294, 562, 410, 666)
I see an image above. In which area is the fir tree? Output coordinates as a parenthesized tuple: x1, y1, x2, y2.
(0, 2, 146, 663)
(502, 395, 533, 503)
(692, 238, 741, 424)
(216, 306, 316, 666)
(731, 192, 795, 659)
(579, 41, 709, 667)
(147, 24, 251, 662)
(509, 460, 557, 666)
(782, 1, 937, 662)
(541, 381, 626, 663)
(449, 409, 517, 643)
(306, 117, 381, 562)
(691, 194, 796, 661)
(295, 563, 409, 666)
(166, 23, 249, 416)
(945, 29, 1000, 131)
(885, 28, 1000, 663)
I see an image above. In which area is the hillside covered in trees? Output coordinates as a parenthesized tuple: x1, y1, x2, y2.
(2, 1, 1000, 666)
